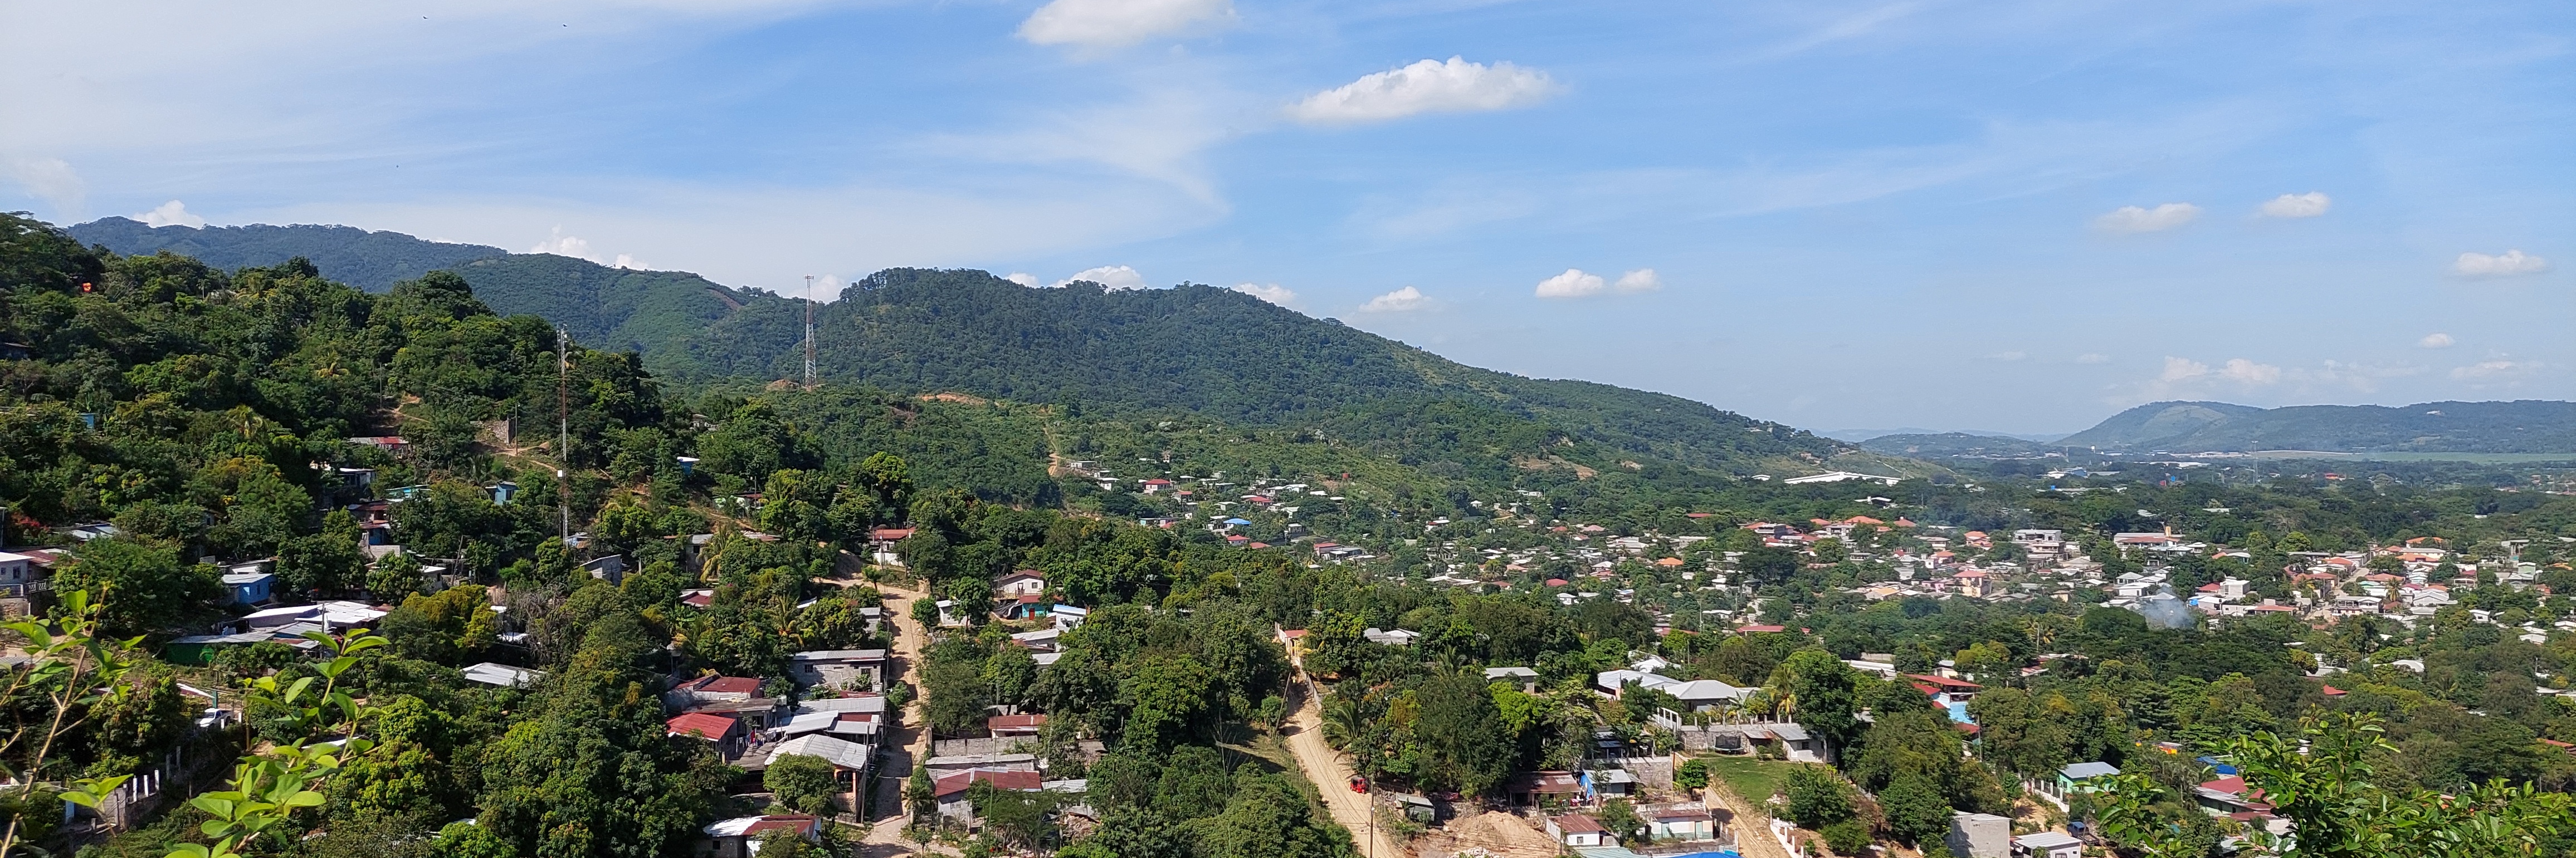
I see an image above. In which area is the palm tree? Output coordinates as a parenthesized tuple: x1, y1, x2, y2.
(1320, 698, 1363, 752)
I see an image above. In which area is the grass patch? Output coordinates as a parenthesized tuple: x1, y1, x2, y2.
(1701, 754, 1798, 803)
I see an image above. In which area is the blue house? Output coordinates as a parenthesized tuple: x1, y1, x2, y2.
(487, 481, 520, 505)
(222, 571, 276, 605)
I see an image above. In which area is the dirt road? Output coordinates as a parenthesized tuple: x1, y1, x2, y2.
(854, 576, 933, 853)
(1281, 674, 1409, 858)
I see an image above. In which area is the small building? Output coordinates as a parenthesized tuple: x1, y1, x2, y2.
(987, 713, 1047, 737)
(221, 570, 275, 606)
(1548, 813, 1609, 847)
(786, 649, 887, 690)
(2013, 831, 2084, 858)
(581, 555, 627, 585)
(1948, 811, 2011, 858)
(2053, 761, 2120, 800)
(700, 814, 818, 858)
(1053, 605, 1087, 631)
(933, 768, 1043, 824)
(667, 712, 748, 758)
(767, 733, 875, 796)
(461, 662, 543, 688)
(1363, 627, 1419, 646)
(1641, 803, 1724, 842)
(1484, 666, 1539, 692)
(487, 481, 519, 505)
(1583, 768, 1638, 799)
(993, 570, 1046, 597)
(1506, 771, 1583, 806)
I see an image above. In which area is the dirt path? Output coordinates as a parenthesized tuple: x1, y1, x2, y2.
(856, 575, 933, 852)
(1280, 672, 1408, 858)
(1705, 780, 1793, 858)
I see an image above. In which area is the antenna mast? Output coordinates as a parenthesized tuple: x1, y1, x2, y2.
(803, 275, 817, 389)
(557, 326, 570, 547)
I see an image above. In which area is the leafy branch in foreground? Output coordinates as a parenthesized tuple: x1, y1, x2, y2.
(0, 590, 140, 856)
(2092, 712, 2572, 858)
(167, 627, 388, 858)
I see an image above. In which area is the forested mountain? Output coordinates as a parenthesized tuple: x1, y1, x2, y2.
(69, 217, 508, 292)
(69, 218, 1887, 483)
(2059, 400, 2576, 453)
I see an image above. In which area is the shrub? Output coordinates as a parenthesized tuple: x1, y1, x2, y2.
(1821, 819, 1872, 855)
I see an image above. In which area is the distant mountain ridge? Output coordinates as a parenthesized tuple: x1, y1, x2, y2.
(1856, 433, 2058, 458)
(68, 217, 1888, 479)
(2056, 400, 2576, 453)
(71, 217, 753, 378)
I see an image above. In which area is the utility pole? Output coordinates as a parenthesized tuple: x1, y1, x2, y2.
(803, 274, 817, 390)
(557, 326, 570, 547)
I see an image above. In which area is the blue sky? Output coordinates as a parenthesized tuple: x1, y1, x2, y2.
(3, 0, 2569, 434)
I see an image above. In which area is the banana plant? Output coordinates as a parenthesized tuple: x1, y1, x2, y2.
(164, 627, 387, 858)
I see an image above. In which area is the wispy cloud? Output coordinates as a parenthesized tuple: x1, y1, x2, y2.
(2094, 202, 2201, 234)
(2418, 332, 2453, 349)
(1018, 0, 1235, 50)
(1358, 286, 1430, 312)
(2257, 192, 2330, 218)
(2453, 249, 2548, 277)
(1612, 269, 1661, 293)
(1288, 57, 1559, 125)
(1006, 273, 1041, 287)
(4, 157, 85, 219)
(2451, 359, 2540, 381)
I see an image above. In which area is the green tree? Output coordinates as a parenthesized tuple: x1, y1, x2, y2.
(765, 753, 840, 815)
(1781, 764, 1856, 828)
(57, 538, 222, 636)
(368, 551, 425, 600)
(1877, 773, 1950, 846)
(1676, 757, 1710, 791)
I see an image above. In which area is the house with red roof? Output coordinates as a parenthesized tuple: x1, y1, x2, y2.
(987, 713, 1047, 737)
(666, 712, 747, 758)
(933, 769, 1044, 823)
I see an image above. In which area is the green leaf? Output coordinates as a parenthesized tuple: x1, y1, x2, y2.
(284, 790, 326, 808)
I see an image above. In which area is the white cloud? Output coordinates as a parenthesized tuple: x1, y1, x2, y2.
(2257, 192, 2330, 218)
(528, 227, 596, 260)
(1232, 282, 1298, 307)
(2075, 353, 2111, 364)
(1017, 0, 1233, 49)
(2159, 356, 2209, 383)
(613, 254, 645, 269)
(136, 199, 206, 228)
(1287, 57, 1560, 125)
(1358, 286, 1429, 312)
(2452, 249, 2549, 277)
(1055, 264, 1149, 290)
(2217, 357, 2281, 385)
(1534, 268, 1606, 298)
(4, 156, 85, 217)
(2451, 359, 2539, 380)
(1613, 268, 1661, 293)
(2093, 202, 2201, 234)
(1005, 272, 1041, 287)
(1987, 351, 2028, 361)
(2418, 332, 2454, 349)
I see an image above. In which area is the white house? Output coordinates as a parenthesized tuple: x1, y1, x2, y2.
(787, 649, 887, 690)
(2013, 831, 2084, 858)
(1546, 813, 1609, 847)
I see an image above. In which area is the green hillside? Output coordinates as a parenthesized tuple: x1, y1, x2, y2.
(66, 219, 1888, 484)
(2057, 400, 2576, 453)
(69, 216, 508, 291)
